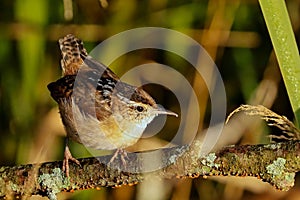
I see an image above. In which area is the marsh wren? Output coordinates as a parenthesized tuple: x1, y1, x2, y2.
(47, 34, 177, 176)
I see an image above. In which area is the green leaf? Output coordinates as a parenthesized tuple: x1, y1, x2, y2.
(259, 0, 300, 126)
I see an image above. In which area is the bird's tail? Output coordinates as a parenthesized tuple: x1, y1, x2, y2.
(59, 34, 88, 76)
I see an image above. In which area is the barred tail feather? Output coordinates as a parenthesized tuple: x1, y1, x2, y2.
(59, 34, 88, 76)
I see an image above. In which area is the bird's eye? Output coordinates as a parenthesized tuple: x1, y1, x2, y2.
(136, 106, 144, 112)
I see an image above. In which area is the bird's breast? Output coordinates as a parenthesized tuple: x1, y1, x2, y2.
(72, 104, 146, 150)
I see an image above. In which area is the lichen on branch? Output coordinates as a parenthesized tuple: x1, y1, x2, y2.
(1, 139, 300, 199)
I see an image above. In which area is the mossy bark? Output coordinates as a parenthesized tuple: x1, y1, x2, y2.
(1, 141, 300, 199)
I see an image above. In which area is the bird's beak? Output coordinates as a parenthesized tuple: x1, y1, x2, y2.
(154, 106, 178, 117)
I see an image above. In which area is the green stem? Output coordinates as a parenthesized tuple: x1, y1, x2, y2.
(258, 0, 300, 126)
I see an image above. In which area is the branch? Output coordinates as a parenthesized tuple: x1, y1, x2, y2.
(1, 140, 300, 199)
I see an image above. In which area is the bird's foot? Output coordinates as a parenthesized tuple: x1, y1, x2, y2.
(63, 145, 81, 177)
(108, 149, 128, 169)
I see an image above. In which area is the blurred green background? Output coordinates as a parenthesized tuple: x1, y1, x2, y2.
(0, 0, 300, 199)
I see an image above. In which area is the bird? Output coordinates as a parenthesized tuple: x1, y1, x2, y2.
(47, 34, 178, 176)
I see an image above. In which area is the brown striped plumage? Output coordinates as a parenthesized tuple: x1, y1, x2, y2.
(47, 34, 177, 176)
